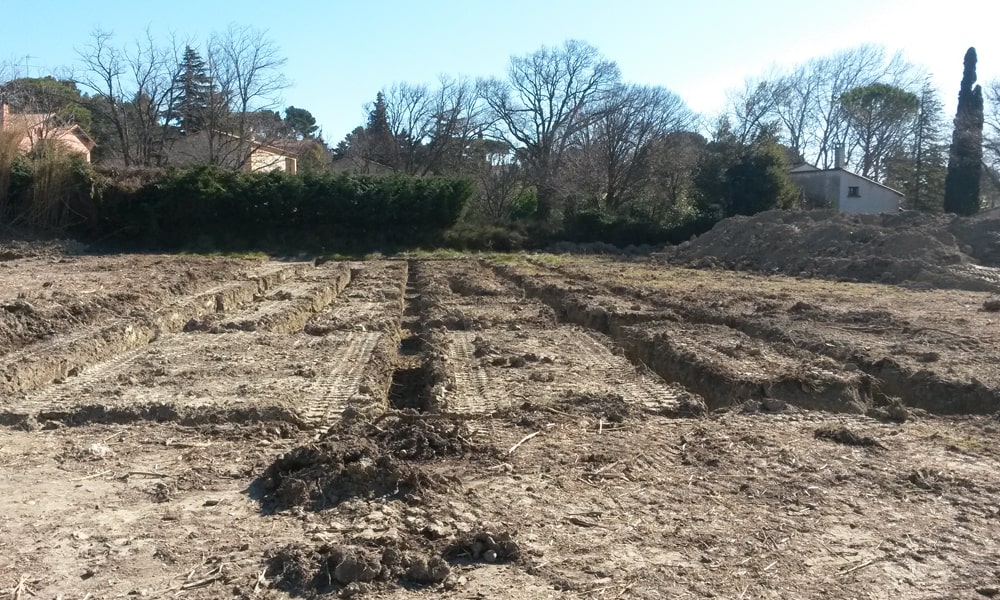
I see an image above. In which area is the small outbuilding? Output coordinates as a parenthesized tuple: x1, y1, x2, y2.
(789, 148, 904, 214)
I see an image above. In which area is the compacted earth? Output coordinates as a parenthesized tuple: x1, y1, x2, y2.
(1, 248, 1000, 599)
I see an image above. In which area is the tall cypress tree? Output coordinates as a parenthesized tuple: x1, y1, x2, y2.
(943, 47, 984, 215)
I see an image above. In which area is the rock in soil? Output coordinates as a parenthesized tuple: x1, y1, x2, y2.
(814, 424, 885, 449)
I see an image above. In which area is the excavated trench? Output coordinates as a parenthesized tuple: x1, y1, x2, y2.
(388, 264, 434, 413)
(493, 259, 1000, 416)
(0, 262, 388, 429)
(490, 262, 875, 413)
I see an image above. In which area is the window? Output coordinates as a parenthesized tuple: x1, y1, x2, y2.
(847, 186, 860, 198)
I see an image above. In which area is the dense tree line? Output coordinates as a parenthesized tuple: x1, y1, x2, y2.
(3, 33, 999, 245)
(1, 27, 317, 171)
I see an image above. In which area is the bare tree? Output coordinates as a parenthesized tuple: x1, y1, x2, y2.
(578, 84, 695, 212)
(732, 44, 920, 170)
(985, 79, 1000, 173)
(75, 29, 179, 166)
(422, 76, 485, 176)
(380, 76, 484, 175)
(472, 140, 524, 220)
(383, 81, 432, 173)
(480, 40, 620, 218)
(203, 24, 287, 168)
(726, 76, 786, 145)
(841, 83, 919, 179)
(645, 131, 708, 219)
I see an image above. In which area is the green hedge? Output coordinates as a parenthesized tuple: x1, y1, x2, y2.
(556, 210, 718, 247)
(94, 166, 473, 252)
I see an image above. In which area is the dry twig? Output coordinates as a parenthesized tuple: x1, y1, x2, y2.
(508, 431, 540, 455)
(71, 469, 113, 482)
(837, 557, 880, 575)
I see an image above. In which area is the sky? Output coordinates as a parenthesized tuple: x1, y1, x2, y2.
(2, 0, 998, 143)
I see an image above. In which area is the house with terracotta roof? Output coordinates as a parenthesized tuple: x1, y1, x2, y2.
(0, 103, 95, 162)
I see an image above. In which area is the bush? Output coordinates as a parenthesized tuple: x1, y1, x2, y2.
(1, 148, 101, 233)
(93, 166, 474, 253)
(554, 210, 716, 248)
(443, 222, 528, 252)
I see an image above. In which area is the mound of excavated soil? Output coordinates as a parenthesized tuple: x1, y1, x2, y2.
(372, 414, 479, 460)
(267, 541, 450, 595)
(257, 416, 487, 512)
(661, 209, 1000, 291)
(0, 238, 88, 260)
(256, 435, 435, 512)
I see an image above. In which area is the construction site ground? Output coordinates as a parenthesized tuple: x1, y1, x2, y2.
(2, 250, 999, 599)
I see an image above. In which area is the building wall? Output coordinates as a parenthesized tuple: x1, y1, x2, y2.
(47, 129, 92, 162)
(2, 105, 93, 162)
(789, 170, 840, 209)
(790, 169, 901, 214)
(249, 147, 295, 174)
(167, 132, 295, 173)
(836, 175, 901, 214)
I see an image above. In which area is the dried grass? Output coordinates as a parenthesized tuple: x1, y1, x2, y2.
(0, 126, 25, 217)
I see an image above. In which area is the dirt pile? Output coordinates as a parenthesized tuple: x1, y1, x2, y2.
(267, 542, 451, 595)
(257, 415, 489, 512)
(372, 413, 480, 460)
(257, 434, 436, 512)
(661, 209, 1000, 291)
(0, 238, 88, 260)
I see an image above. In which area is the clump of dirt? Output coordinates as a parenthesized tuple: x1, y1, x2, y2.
(661, 209, 1000, 292)
(372, 414, 479, 460)
(443, 531, 521, 564)
(423, 311, 476, 331)
(678, 428, 726, 467)
(257, 413, 483, 512)
(183, 314, 227, 333)
(866, 397, 910, 422)
(814, 424, 885, 449)
(267, 542, 450, 595)
(472, 335, 554, 367)
(556, 391, 634, 423)
(256, 434, 438, 512)
(669, 393, 709, 417)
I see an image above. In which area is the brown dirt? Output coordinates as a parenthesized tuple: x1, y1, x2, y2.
(659, 209, 1000, 292)
(3, 251, 1000, 598)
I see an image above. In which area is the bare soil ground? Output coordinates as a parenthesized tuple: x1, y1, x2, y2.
(2, 249, 1000, 599)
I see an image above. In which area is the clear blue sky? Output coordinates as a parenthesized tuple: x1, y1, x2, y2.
(3, 0, 997, 143)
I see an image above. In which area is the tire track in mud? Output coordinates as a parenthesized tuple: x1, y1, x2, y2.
(490, 261, 875, 413)
(525, 260, 1000, 415)
(0, 262, 413, 428)
(409, 261, 700, 439)
(445, 328, 691, 420)
(4, 329, 389, 429)
(0, 262, 312, 398)
(295, 332, 386, 426)
(193, 266, 351, 334)
(305, 262, 407, 335)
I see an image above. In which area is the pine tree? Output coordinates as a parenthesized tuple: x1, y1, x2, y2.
(171, 46, 214, 133)
(943, 47, 985, 215)
(365, 92, 398, 166)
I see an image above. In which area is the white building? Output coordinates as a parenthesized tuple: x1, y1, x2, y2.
(788, 148, 903, 214)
